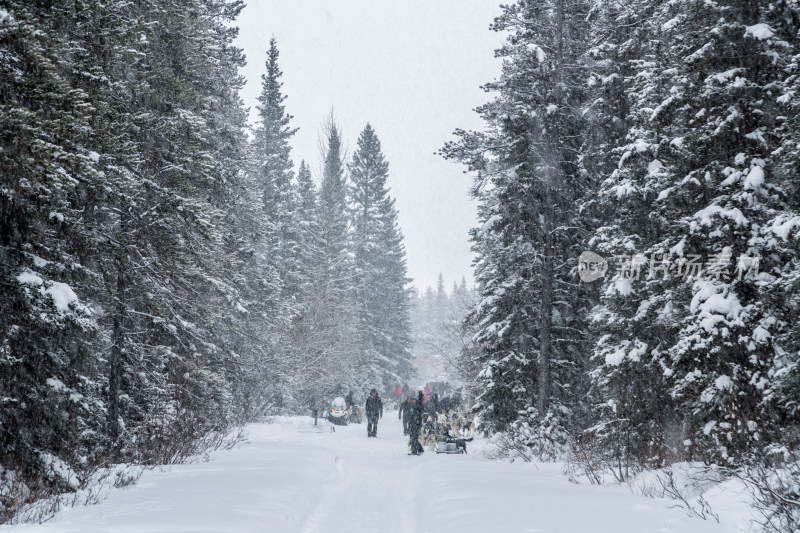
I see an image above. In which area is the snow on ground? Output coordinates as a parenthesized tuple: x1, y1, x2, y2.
(2, 414, 748, 533)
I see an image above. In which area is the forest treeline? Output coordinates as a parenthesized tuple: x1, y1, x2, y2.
(0, 1, 411, 519)
(409, 274, 477, 381)
(443, 0, 799, 529)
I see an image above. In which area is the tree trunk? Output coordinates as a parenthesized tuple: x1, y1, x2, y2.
(536, 0, 565, 420)
(108, 268, 125, 443)
(538, 209, 554, 417)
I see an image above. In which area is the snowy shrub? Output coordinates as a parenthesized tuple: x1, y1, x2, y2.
(1, 462, 145, 525)
(629, 463, 722, 522)
(485, 409, 571, 463)
(738, 448, 800, 533)
(509, 408, 571, 461)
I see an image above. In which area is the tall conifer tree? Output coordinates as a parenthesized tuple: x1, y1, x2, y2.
(348, 124, 414, 387)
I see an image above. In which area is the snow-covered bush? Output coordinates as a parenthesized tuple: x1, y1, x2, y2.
(739, 447, 800, 533)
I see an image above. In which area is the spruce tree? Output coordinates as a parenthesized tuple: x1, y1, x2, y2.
(589, 0, 800, 467)
(442, 0, 593, 457)
(294, 159, 320, 306)
(252, 37, 302, 299)
(0, 1, 106, 496)
(315, 118, 352, 303)
(348, 124, 414, 388)
(289, 118, 367, 415)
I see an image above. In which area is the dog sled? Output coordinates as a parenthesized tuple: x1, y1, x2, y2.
(419, 414, 473, 454)
(349, 405, 363, 424)
(435, 435, 473, 454)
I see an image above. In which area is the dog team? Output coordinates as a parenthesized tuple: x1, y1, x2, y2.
(354, 384, 473, 455)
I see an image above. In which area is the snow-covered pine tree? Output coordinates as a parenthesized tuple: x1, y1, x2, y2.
(764, 4, 800, 473)
(590, 0, 800, 468)
(252, 38, 303, 301)
(435, 273, 448, 317)
(663, 0, 800, 466)
(348, 124, 414, 388)
(294, 159, 319, 303)
(581, 0, 684, 476)
(0, 1, 107, 500)
(442, 0, 593, 458)
(315, 117, 353, 304)
(288, 118, 367, 415)
(198, 8, 288, 424)
(77, 0, 252, 460)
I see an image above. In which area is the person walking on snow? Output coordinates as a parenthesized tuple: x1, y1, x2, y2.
(407, 397, 424, 455)
(365, 389, 383, 437)
(426, 392, 440, 418)
(398, 395, 411, 435)
(345, 390, 354, 409)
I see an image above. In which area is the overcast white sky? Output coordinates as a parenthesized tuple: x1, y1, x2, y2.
(234, 1, 504, 292)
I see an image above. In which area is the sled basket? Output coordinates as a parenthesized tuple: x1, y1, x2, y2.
(435, 442, 465, 454)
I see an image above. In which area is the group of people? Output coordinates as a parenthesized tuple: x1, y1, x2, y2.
(397, 391, 428, 455)
(396, 390, 468, 455)
(352, 386, 469, 456)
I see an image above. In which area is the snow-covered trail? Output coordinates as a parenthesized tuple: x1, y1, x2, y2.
(3, 414, 736, 533)
(299, 414, 417, 533)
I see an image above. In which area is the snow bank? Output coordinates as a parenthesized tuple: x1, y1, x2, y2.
(628, 463, 759, 532)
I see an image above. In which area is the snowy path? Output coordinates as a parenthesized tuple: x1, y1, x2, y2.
(3, 414, 740, 533)
(299, 415, 417, 533)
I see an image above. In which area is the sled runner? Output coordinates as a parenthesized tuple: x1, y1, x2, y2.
(435, 436, 472, 454)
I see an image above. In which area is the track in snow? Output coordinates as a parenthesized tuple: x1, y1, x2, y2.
(299, 415, 418, 533)
(2, 413, 740, 533)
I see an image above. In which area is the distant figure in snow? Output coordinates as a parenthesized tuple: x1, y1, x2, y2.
(398, 396, 412, 435)
(426, 393, 439, 417)
(345, 390, 354, 409)
(407, 397, 424, 455)
(365, 389, 383, 437)
(393, 384, 402, 400)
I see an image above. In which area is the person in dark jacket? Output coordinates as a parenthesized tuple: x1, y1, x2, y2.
(426, 393, 440, 417)
(398, 396, 411, 435)
(345, 391, 354, 409)
(407, 397, 424, 455)
(365, 389, 383, 437)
